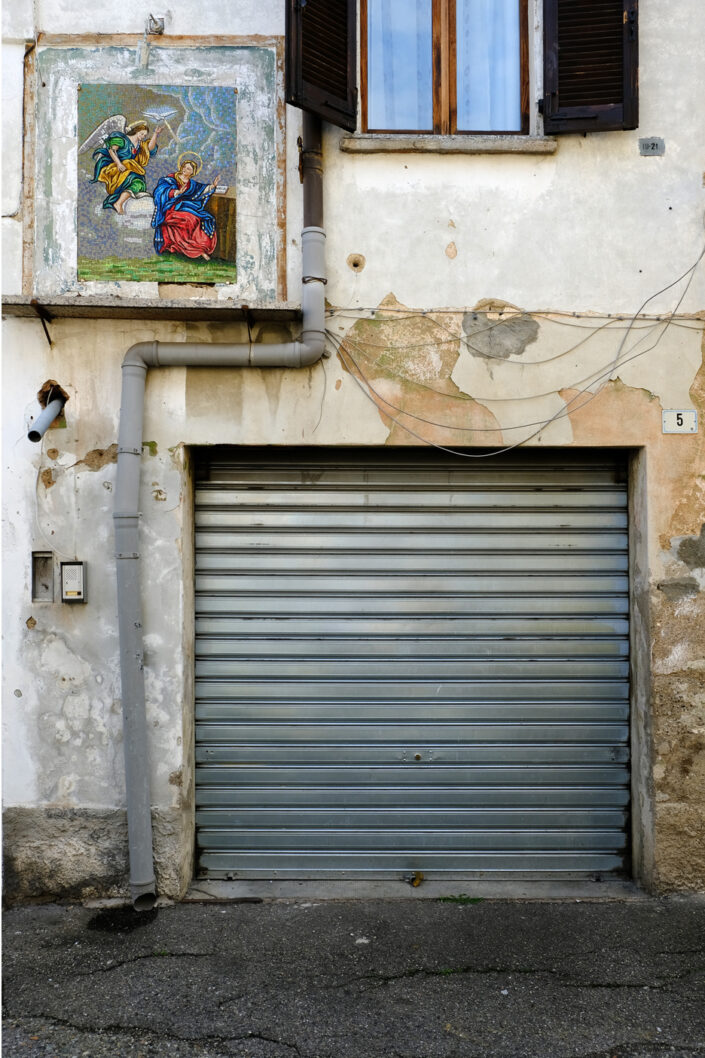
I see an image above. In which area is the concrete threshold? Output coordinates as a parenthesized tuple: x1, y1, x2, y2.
(185, 878, 645, 903)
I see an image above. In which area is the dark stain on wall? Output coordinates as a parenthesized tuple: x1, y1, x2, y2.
(2, 807, 128, 905)
(462, 307, 539, 361)
(678, 525, 705, 570)
(657, 577, 700, 601)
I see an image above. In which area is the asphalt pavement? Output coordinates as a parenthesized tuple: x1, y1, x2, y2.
(3, 896, 705, 1058)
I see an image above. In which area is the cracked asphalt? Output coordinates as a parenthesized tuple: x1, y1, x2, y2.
(3, 897, 705, 1058)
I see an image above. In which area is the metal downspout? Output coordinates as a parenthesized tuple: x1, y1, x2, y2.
(114, 113, 325, 909)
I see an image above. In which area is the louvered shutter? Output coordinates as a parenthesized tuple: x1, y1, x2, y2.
(286, 0, 357, 132)
(543, 0, 638, 133)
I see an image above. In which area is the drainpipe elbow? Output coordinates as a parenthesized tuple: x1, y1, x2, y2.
(123, 341, 160, 369)
(298, 331, 327, 366)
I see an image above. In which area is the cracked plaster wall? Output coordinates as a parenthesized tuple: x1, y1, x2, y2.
(336, 305, 705, 893)
(4, 314, 704, 898)
(1, 316, 389, 902)
(2, 0, 705, 898)
(2, 319, 198, 900)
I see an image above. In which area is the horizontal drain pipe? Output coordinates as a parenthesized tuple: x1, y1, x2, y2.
(28, 396, 67, 443)
(114, 113, 325, 910)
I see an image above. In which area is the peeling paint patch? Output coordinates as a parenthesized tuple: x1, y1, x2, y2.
(77, 444, 118, 471)
(143, 441, 158, 457)
(26, 617, 37, 630)
(657, 577, 700, 601)
(340, 295, 501, 445)
(663, 348, 705, 547)
(560, 379, 661, 445)
(40, 469, 55, 490)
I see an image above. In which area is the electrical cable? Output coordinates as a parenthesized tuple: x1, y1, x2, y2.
(335, 305, 702, 403)
(328, 305, 703, 324)
(327, 239, 705, 458)
(340, 318, 665, 403)
(339, 314, 619, 366)
(333, 310, 692, 447)
(330, 307, 684, 370)
(329, 322, 666, 434)
(332, 303, 702, 357)
(328, 308, 682, 431)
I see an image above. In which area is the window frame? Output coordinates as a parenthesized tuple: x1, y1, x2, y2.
(360, 0, 530, 136)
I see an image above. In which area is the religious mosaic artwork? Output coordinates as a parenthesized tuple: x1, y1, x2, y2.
(77, 84, 237, 283)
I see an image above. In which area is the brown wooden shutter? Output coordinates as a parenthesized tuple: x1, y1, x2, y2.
(286, 0, 357, 132)
(543, 0, 638, 134)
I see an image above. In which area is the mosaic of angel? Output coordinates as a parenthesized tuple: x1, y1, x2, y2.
(77, 84, 237, 283)
(151, 154, 222, 261)
(80, 115, 164, 214)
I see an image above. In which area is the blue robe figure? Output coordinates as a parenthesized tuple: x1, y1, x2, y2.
(151, 160, 219, 260)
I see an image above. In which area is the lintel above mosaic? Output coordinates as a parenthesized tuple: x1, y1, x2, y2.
(77, 83, 237, 284)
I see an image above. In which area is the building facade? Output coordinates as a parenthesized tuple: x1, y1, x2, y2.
(3, 0, 705, 903)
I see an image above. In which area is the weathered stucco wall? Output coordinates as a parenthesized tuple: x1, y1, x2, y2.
(4, 313, 704, 899)
(335, 309, 705, 892)
(1, 316, 390, 901)
(2, 0, 705, 900)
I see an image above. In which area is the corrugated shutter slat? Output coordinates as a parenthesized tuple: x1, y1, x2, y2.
(194, 449, 630, 880)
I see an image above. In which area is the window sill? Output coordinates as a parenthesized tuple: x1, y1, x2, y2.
(339, 134, 558, 155)
(1, 295, 300, 324)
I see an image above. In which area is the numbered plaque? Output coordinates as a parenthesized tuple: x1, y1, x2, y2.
(662, 410, 698, 434)
(639, 137, 665, 156)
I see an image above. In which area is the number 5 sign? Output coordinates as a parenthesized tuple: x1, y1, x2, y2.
(662, 410, 698, 434)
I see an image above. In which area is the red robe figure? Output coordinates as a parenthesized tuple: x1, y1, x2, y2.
(152, 159, 220, 260)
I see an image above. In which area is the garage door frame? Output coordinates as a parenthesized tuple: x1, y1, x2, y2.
(188, 445, 655, 890)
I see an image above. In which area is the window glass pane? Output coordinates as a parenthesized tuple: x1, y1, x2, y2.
(456, 0, 521, 132)
(367, 0, 433, 131)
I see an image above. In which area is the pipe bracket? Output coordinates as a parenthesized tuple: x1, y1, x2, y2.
(118, 447, 142, 456)
(302, 275, 327, 284)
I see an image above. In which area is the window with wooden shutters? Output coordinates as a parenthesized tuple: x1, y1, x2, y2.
(542, 0, 639, 133)
(361, 0, 530, 135)
(286, 0, 357, 132)
(285, 0, 638, 137)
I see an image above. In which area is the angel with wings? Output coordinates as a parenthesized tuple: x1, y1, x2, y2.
(79, 115, 164, 214)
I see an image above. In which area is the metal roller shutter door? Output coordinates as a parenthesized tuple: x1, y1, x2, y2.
(194, 448, 630, 879)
